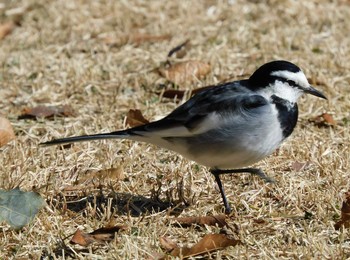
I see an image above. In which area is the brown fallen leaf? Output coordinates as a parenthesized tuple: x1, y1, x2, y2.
(102, 33, 171, 47)
(322, 113, 336, 125)
(96, 167, 125, 181)
(0, 21, 15, 40)
(173, 215, 228, 228)
(169, 234, 240, 259)
(335, 192, 350, 230)
(70, 225, 128, 246)
(167, 39, 191, 58)
(18, 105, 75, 120)
(126, 109, 149, 127)
(77, 166, 125, 185)
(290, 161, 312, 172)
(90, 225, 127, 241)
(158, 60, 211, 85)
(70, 229, 95, 247)
(309, 113, 336, 127)
(0, 117, 16, 147)
(159, 236, 179, 252)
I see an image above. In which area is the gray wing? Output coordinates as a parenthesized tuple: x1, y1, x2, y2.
(131, 82, 269, 137)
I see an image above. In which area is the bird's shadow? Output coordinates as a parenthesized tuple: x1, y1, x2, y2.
(43, 190, 188, 259)
(50, 190, 187, 217)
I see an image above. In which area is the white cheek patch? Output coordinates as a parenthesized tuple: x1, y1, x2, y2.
(257, 80, 302, 103)
(270, 81, 303, 103)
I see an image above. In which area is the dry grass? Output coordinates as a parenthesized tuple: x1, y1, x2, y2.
(0, 0, 350, 258)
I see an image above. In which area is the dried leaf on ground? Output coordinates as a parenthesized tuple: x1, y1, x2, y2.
(172, 215, 228, 227)
(158, 60, 211, 85)
(0, 117, 15, 147)
(335, 192, 350, 230)
(18, 105, 75, 120)
(291, 161, 312, 172)
(0, 21, 15, 40)
(102, 33, 171, 47)
(126, 109, 149, 127)
(309, 113, 337, 127)
(70, 225, 128, 246)
(168, 234, 241, 259)
(70, 229, 95, 247)
(95, 167, 125, 181)
(167, 39, 191, 58)
(0, 188, 45, 229)
(322, 113, 337, 125)
(159, 236, 179, 252)
(77, 166, 125, 185)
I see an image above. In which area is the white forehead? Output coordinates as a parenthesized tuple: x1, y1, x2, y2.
(271, 70, 309, 88)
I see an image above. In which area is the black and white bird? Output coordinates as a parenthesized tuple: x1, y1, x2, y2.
(42, 60, 327, 213)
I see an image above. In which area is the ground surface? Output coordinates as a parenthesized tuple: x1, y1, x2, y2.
(0, 0, 350, 259)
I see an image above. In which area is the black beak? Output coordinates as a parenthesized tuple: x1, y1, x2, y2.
(305, 85, 327, 100)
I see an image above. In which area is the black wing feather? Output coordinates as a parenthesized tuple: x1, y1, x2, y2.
(133, 81, 268, 134)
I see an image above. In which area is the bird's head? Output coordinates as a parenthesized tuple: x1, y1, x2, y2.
(249, 60, 327, 103)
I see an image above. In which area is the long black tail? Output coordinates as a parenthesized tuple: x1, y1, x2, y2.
(40, 130, 130, 146)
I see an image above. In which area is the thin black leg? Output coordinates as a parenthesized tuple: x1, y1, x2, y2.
(210, 167, 274, 214)
(212, 172, 232, 214)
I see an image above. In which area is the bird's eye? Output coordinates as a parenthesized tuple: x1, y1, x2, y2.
(286, 79, 298, 88)
(274, 76, 299, 88)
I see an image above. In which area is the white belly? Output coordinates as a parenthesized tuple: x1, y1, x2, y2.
(129, 104, 285, 170)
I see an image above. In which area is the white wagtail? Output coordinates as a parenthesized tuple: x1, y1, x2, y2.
(42, 60, 327, 213)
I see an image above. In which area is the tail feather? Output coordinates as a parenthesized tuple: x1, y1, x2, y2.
(41, 130, 130, 146)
